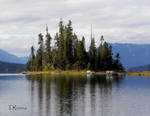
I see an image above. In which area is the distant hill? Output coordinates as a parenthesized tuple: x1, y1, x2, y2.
(111, 43, 150, 70)
(0, 61, 25, 73)
(128, 64, 150, 72)
(0, 49, 28, 64)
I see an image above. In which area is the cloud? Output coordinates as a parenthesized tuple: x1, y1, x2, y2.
(0, 0, 150, 56)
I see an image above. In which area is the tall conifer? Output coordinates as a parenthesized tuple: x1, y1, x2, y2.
(45, 26, 52, 70)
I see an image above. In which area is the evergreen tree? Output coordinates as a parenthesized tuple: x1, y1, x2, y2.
(45, 26, 52, 70)
(51, 48, 57, 70)
(81, 36, 88, 67)
(57, 20, 65, 70)
(72, 34, 78, 63)
(98, 36, 113, 70)
(54, 33, 59, 50)
(53, 33, 59, 68)
(26, 46, 35, 71)
(63, 20, 73, 69)
(113, 53, 124, 71)
(88, 38, 96, 70)
(76, 36, 87, 69)
(99, 42, 113, 70)
(31, 46, 35, 71)
(35, 33, 44, 71)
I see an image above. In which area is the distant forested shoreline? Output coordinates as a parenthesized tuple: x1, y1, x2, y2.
(0, 61, 25, 73)
(26, 20, 124, 72)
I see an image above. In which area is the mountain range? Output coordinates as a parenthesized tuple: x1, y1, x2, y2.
(0, 49, 28, 64)
(0, 43, 150, 71)
(111, 43, 150, 70)
(128, 64, 150, 72)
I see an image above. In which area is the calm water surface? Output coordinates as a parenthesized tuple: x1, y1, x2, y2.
(0, 74, 150, 116)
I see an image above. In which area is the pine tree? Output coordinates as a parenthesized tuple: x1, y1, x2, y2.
(99, 42, 113, 70)
(76, 36, 87, 69)
(54, 33, 59, 50)
(81, 36, 87, 67)
(53, 33, 59, 68)
(51, 48, 57, 70)
(97, 36, 114, 70)
(72, 34, 78, 63)
(45, 26, 52, 70)
(35, 33, 44, 71)
(31, 46, 35, 71)
(88, 38, 96, 70)
(57, 20, 65, 70)
(113, 53, 124, 71)
(26, 46, 35, 71)
(63, 20, 73, 69)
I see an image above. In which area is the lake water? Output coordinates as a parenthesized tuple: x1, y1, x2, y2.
(0, 74, 150, 116)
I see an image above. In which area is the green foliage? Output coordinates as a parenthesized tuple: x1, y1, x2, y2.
(76, 36, 87, 69)
(45, 26, 52, 70)
(63, 20, 74, 69)
(113, 53, 124, 71)
(89, 38, 96, 70)
(97, 41, 114, 71)
(72, 34, 78, 63)
(26, 46, 35, 71)
(35, 33, 44, 71)
(26, 20, 124, 72)
(57, 20, 65, 70)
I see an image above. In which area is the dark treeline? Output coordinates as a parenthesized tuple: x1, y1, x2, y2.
(26, 20, 124, 71)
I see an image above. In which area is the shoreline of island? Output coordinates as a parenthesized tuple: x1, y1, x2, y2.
(21, 70, 103, 75)
(20, 70, 150, 77)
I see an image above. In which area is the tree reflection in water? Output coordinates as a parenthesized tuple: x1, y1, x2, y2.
(26, 74, 124, 116)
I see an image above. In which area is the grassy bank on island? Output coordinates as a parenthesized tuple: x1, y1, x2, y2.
(21, 70, 106, 75)
(21, 70, 87, 75)
(21, 70, 150, 77)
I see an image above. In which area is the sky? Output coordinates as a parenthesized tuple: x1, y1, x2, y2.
(0, 0, 150, 57)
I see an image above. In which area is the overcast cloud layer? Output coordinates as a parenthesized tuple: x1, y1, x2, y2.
(0, 0, 150, 56)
